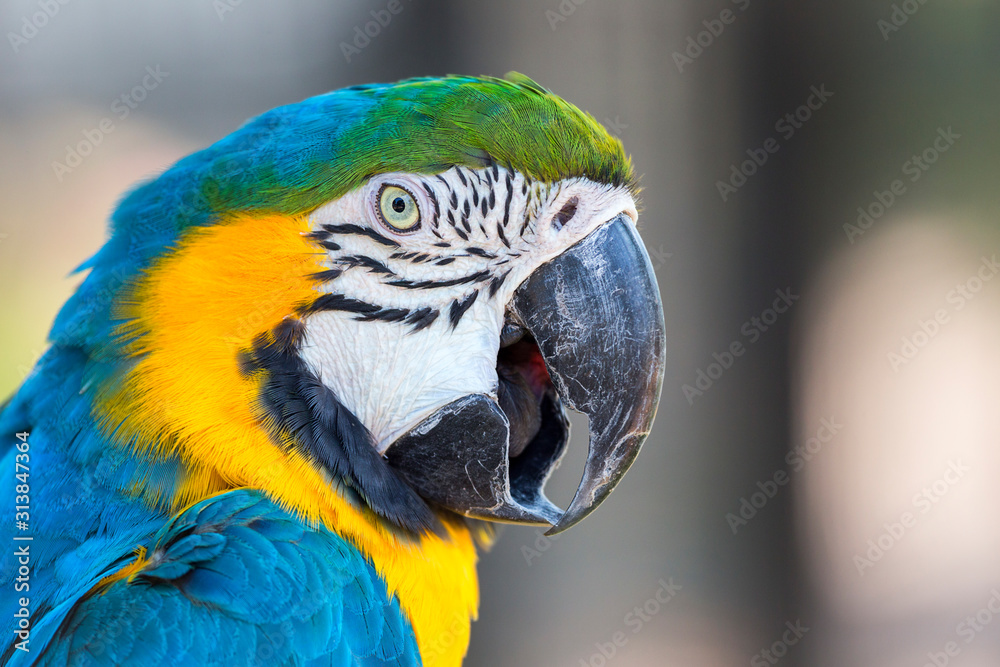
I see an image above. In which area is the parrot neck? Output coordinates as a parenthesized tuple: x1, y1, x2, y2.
(89, 212, 482, 666)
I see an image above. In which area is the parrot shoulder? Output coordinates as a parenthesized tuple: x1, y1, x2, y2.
(32, 490, 420, 666)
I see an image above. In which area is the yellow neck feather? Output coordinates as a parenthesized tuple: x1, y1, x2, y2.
(95, 212, 480, 666)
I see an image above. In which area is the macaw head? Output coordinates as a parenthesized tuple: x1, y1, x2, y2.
(67, 73, 664, 542)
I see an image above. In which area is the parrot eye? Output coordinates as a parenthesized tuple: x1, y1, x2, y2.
(377, 184, 421, 232)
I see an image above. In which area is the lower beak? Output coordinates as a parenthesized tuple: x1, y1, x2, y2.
(385, 214, 666, 534)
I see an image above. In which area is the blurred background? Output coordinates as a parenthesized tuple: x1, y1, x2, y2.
(3, 1, 1000, 665)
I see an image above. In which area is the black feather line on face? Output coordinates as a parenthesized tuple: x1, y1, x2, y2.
(364, 307, 409, 323)
(502, 174, 514, 227)
(241, 328, 440, 536)
(309, 269, 344, 284)
(322, 223, 399, 248)
(488, 270, 511, 297)
(297, 293, 441, 332)
(449, 290, 479, 328)
(426, 188, 441, 228)
(386, 269, 490, 290)
(519, 207, 532, 236)
(339, 255, 395, 276)
(497, 223, 510, 248)
(298, 293, 381, 317)
(405, 306, 439, 331)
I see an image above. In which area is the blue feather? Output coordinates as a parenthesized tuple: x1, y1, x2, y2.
(5, 490, 420, 666)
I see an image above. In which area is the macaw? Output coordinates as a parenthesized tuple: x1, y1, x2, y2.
(1, 73, 665, 666)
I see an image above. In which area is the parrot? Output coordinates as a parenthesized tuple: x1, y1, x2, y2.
(1, 73, 665, 666)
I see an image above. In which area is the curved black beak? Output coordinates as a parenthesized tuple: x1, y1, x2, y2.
(511, 215, 666, 533)
(385, 214, 665, 534)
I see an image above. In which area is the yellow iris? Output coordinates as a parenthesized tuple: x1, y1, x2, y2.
(378, 185, 421, 231)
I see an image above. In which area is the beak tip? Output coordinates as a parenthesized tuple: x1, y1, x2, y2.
(543, 501, 595, 536)
(545, 429, 650, 535)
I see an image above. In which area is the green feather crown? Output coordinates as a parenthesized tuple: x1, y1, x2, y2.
(196, 73, 634, 220)
(327, 71, 637, 199)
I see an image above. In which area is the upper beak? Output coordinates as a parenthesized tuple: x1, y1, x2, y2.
(385, 213, 666, 535)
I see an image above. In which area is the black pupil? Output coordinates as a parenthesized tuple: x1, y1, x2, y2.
(391, 197, 407, 213)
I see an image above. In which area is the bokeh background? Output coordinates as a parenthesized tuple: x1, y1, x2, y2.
(3, 1, 1000, 665)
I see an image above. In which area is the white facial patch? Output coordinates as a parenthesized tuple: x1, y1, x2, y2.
(298, 166, 637, 452)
